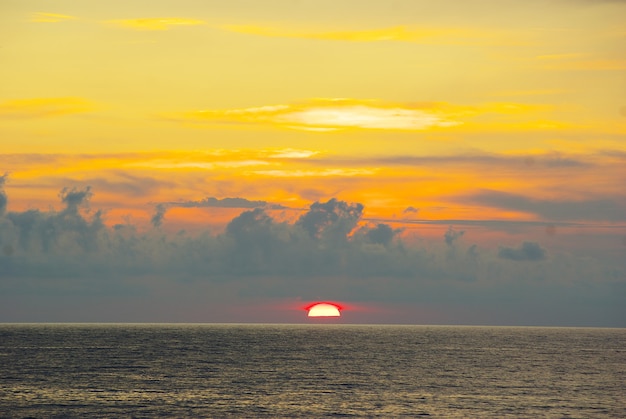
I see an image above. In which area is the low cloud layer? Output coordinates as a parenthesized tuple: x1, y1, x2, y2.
(498, 241, 547, 261)
(0, 183, 623, 326)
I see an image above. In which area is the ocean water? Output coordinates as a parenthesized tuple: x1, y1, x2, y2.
(0, 324, 624, 418)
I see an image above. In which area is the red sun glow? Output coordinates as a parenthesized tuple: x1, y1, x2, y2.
(306, 302, 342, 317)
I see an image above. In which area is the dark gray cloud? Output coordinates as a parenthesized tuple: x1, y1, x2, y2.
(444, 226, 465, 246)
(296, 198, 363, 241)
(498, 241, 547, 262)
(59, 186, 92, 215)
(403, 206, 419, 214)
(0, 173, 7, 216)
(0, 190, 402, 280)
(168, 196, 286, 209)
(364, 224, 397, 247)
(5, 186, 104, 257)
(151, 204, 167, 228)
(460, 189, 626, 222)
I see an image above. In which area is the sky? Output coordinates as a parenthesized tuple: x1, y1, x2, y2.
(1, 0, 625, 326)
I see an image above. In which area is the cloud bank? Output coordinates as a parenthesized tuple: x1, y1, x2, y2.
(0, 183, 623, 326)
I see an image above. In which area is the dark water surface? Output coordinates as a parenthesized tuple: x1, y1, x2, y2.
(0, 324, 624, 418)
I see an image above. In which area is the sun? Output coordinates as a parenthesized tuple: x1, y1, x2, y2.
(306, 302, 341, 317)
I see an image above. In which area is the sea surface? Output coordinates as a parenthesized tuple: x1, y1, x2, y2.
(0, 324, 624, 418)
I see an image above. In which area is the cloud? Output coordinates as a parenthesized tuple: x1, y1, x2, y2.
(491, 89, 568, 97)
(444, 226, 465, 246)
(365, 216, 581, 231)
(168, 197, 286, 210)
(169, 98, 460, 131)
(547, 59, 626, 71)
(223, 24, 436, 42)
(0, 98, 93, 119)
(4, 186, 103, 257)
(0, 173, 7, 216)
(296, 198, 363, 241)
(58, 173, 176, 198)
(0, 187, 623, 326)
(461, 189, 626, 222)
(168, 99, 573, 134)
(151, 204, 167, 228)
(221, 24, 524, 46)
(498, 241, 547, 262)
(59, 186, 93, 215)
(266, 149, 318, 159)
(30, 12, 77, 23)
(130, 160, 270, 170)
(279, 104, 458, 130)
(362, 223, 398, 247)
(337, 153, 588, 169)
(251, 168, 377, 178)
(533, 52, 626, 71)
(106, 18, 205, 31)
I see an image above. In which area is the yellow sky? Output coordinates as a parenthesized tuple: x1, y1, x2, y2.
(1, 0, 625, 227)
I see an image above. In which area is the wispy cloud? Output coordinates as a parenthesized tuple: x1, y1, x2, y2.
(106, 18, 205, 31)
(0, 97, 93, 119)
(221, 24, 525, 46)
(544, 59, 626, 71)
(490, 89, 567, 97)
(30, 12, 77, 23)
(167, 197, 287, 210)
(252, 168, 378, 178)
(169, 98, 461, 131)
(129, 160, 271, 170)
(223, 24, 438, 42)
(535, 53, 626, 71)
(342, 152, 589, 169)
(166, 99, 563, 133)
(459, 189, 626, 222)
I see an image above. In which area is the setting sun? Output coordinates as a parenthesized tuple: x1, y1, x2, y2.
(307, 303, 342, 318)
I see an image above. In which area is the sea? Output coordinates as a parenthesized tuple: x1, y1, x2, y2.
(0, 324, 624, 418)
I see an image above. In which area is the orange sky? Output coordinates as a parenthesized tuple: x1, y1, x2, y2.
(2, 1, 625, 227)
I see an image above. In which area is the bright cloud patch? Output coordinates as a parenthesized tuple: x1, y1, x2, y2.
(176, 99, 460, 131)
(278, 105, 458, 130)
(267, 149, 319, 159)
(107, 18, 205, 31)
